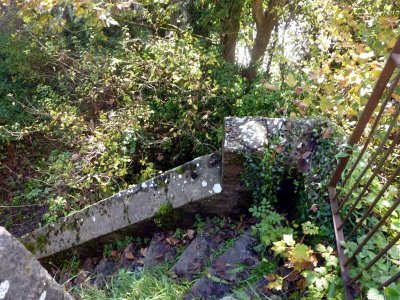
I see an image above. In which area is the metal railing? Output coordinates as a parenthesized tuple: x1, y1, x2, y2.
(328, 37, 400, 299)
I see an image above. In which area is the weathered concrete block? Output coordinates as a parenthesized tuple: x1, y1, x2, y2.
(21, 154, 228, 261)
(0, 227, 73, 300)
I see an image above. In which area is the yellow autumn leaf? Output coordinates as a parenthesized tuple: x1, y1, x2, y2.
(286, 73, 298, 88)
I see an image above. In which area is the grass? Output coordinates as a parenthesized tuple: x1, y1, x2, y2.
(79, 265, 192, 300)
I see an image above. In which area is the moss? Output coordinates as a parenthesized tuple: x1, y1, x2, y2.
(153, 202, 179, 229)
(66, 220, 78, 231)
(175, 166, 185, 175)
(36, 234, 48, 252)
(24, 241, 37, 254)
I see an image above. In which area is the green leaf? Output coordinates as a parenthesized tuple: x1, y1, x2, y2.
(335, 152, 349, 159)
(367, 288, 385, 300)
(292, 244, 310, 263)
(385, 283, 400, 300)
(283, 234, 296, 246)
(286, 73, 298, 88)
(272, 240, 287, 254)
(207, 274, 230, 285)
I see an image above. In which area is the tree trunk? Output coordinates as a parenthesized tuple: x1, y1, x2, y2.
(245, 0, 285, 81)
(220, 1, 244, 64)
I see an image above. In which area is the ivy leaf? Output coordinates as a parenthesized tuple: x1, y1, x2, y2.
(367, 288, 385, 300)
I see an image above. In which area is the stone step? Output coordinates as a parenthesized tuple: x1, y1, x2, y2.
(169, 224, 237, 281)
(184, 230, 259, 300)
(21, 154, 229, 262)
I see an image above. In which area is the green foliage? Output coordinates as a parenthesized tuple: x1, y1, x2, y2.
(79, 265, 190, 300)
(271, 234, 342, 299)
(1, 2, 294, 225)
(339, 149, 400, 295)
(154, 202, 178, 228)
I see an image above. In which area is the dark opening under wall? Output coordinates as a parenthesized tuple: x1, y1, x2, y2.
(276, 174, 299, 222)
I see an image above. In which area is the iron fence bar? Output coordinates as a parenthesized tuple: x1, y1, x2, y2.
(343, 197, 400, 267)
(329, 38, 400, 187)
(344, 164, 400, 238)
(347, 232, 400, 286)
(392, 53, 400, 67)
(332, 72, 400, 202)
(328, 187, 354, 299)
(337, 118, 400, 214)
(378, 271, 400, 290)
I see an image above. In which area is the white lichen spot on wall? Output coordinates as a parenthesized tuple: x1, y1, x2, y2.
(213, 183, 222, 193)
(0, 280, 10, 299)
(92, 216, 96, 222)
(141, 182, 148, 189)
(39, 290, 47, 300)
(238, 121, 267, 149)
(201, 180, 208, 187)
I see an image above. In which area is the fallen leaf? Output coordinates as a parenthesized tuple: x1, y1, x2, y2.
(166, 236, 180, 246)
(124, 251, 135, 260)
(137, 258, 145, 265)
(275, 145, 284, 153)
(265, 274, 276, 282)
(264, 82, 278, 91)
(267, 275, 283, 290)
(183, 229, 196, 240)
(286, 270, 301, 282)
(110, 250, 118, 258)
(294, 100, 306, 115)
(140, 247, 147, 257)
(322, 128, 333, 139)
(310, 204, 319, 213)
(301, 151, 312, 159)
(295, 86, 304, 95)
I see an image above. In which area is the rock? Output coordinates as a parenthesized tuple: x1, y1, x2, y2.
(0, 226, 73, 300)
(170, 235, 211, 280)
(208, 231, 258, 283)
(219, 296, 238, 300)
(93, 258, 116, 288)
(184, 231, 258, 300)
(170, 224, 238, 280)
(144, 232, 177, 268)
(184, 278, 230, 300)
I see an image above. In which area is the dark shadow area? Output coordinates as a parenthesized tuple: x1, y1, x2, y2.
(276, 174, 299, 222)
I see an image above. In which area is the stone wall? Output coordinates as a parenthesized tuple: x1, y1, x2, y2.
(222, 117, 328, 207)
(20, 117, 329, 264)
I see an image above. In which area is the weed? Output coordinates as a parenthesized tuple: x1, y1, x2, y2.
(79, 264, 191, 300)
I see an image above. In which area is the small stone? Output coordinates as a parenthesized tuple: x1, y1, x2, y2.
(219, 296, 238, 300)
(144, 232, 176, 268)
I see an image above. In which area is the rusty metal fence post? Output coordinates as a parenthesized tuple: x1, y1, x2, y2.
(328, 37, 400, 299)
